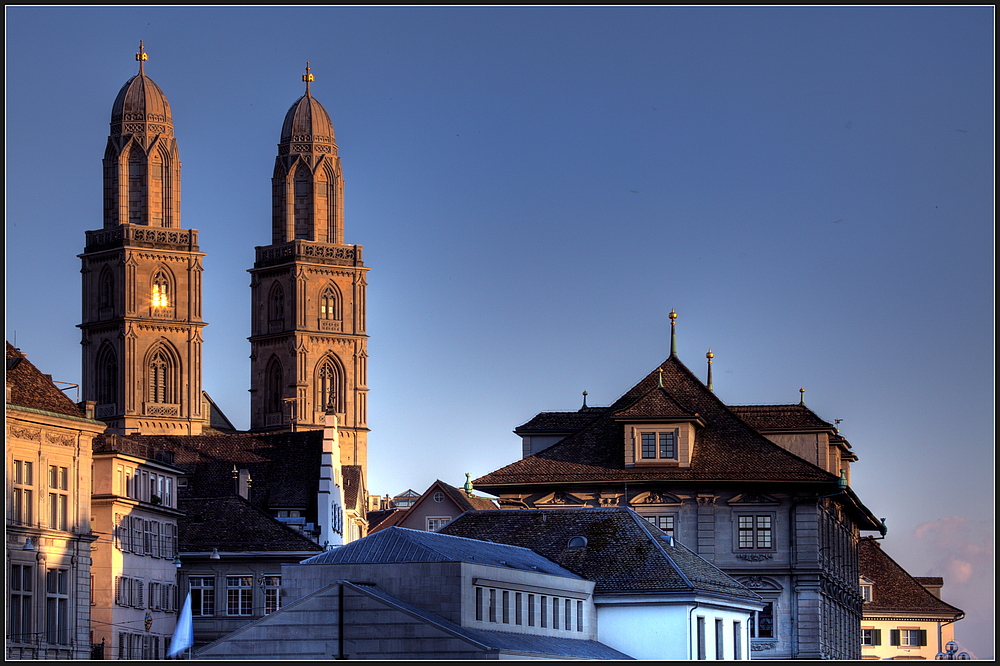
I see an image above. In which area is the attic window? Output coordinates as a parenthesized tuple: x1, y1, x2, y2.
(641, 430, 677, 460)
(433, 492, 445, 503)
(567, 536, 587, 549)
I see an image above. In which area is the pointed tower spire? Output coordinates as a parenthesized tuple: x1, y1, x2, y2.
(669, 309, 678, 357)
(706, 348, 714, 392)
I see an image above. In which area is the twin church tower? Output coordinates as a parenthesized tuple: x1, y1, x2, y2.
(78, 46, 369, 463)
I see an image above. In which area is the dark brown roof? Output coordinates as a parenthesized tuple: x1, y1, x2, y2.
(859, 538, 964, 618)
(440, 508, 760, 601)
(729, 403, 836, 431)
(179, 496, 322, 553)
(436, 480, 499, 512)
(97, 430, 324, 511)
(367, 508, 406, 532)
(475, 355, 836, 488)
(342, 464, 365, 513)
(515, 409, 608, 433)
(6, 342, 87, 419)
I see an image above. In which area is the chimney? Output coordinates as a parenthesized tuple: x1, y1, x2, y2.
(237, 469, 252, 500)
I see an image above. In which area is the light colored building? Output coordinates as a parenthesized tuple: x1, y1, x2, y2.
(473, 317, 886, 659)
(89, 434, 186, 659)
(858, 537, 964, 660)
(6, 342, 105, 659)
(195, 526, 632, 659)
(441, 507, 765, 660)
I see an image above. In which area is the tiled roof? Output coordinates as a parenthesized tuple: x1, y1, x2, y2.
(440, 508, 760, 600)
(301, 526, 581, 580)
(729, 403, 835, 430)
(6, 342, 87, 419)
(97, 430, 323, 510)
(475, 355, 836, 488)
(179, 496, 323, 553)
(515, 409, 608, 433)
(367, 508, 407, 532)
(437, 480, 499, 512)
(342, 464, 365, 512)
(859, 538, 964, 618)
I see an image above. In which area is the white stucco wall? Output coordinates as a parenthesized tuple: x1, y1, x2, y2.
(596, 600, 753, 660)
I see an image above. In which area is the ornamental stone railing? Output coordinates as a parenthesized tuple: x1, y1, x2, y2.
(85, 224, 199, 252)
(254, 240, 363, 268)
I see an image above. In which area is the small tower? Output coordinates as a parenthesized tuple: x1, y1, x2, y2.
(79, 43, 206, 435)
(248, 65, 370, 474)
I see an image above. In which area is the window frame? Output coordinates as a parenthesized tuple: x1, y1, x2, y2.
(736, 513, 774, 550)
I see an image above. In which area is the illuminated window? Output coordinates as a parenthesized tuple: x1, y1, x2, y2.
(263, 576, 282, 614)
(320, 287, 341, 320)
(48, 465, 69, 531)
(151, 271, 170, 308)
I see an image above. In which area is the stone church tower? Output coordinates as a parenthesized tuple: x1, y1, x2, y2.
(79, 44, 205, 435)
(248, 66, 369, 469)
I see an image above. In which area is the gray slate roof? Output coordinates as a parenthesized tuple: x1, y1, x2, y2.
(301, 526, 581, 580)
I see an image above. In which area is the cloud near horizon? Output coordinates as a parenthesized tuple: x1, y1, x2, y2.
(913, 515, 993, 586)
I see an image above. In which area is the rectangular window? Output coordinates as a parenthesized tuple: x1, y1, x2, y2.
(565, 599, 573, 631)
(190, 577, 215, 617)
(697, 616, 706, 660)
(10, 564, 33, 642)
(426, 517, 451, 532)
(13, 460, 34, 525)
(502, 590, 510, 624)
(488, 588, 497, 623)
(540, 595, 547, 628)
(891, 629, 926, 647)
(475, 587, 483, 621)
(263, 576, 282, 614)
(227, 576, 254, 616)
(131, 517, 144, 554)
(750, 602, 774, 638)
(738, 515, 773, 549)
(659, 431, 677, 459)
(641, 432, 657, 458)
(46, 568, 70, 644)
(861, 628, 881, 646)
(552, 596, 560, 630)
(715, 618, 725, 659)
(48, 466, 69, 531)
(515, 592, 523, 625)
(639, 429, 678, 460)
(861, 584, 873, 603)
(733, 621, 742, 660)
(576, 600, 584, 632)
(527, 594, 535, 626)
(644, 514, 675, 536)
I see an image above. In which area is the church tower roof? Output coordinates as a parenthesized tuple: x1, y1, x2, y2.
(109, 41, 173, 136)
(279, 63, 335, 145)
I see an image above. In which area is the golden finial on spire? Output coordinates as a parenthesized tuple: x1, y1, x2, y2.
(669, 309, 678, 358)
(799, 387, 806, 406)
(136, 40, 148, 74)
(303, 62, 315, 94)
(706, 348, 714, 392)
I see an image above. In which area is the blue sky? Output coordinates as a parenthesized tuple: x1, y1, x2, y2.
(5, 6, 993, 656)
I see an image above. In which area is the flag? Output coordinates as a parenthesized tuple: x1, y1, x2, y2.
(167, 592, 194, 658)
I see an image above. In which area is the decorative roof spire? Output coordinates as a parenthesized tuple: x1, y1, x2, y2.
(799, 387, 806, 406)
(669, 309, 678, 357)
(464, 472, 474, 497)
(302, 62, 314, 96)
(581, 390, 588, 409)
(657, 366, 664, 388)
(135, 40, 148, 76)
(706, 348, 714, 392)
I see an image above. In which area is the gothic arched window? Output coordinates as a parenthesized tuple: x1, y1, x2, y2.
(96, 345, 118, 407)
(316, 356, 343, 413)
(265, 357, 283, 415)
(146, 345, 177, 405)
(151, 270, 171, 309)
(319, 285, 341, 321)
(293, 165, 312, 240)
(127, 147, 145, 225)
(268, 284, 284, 323)
(99, 269, 115, 311)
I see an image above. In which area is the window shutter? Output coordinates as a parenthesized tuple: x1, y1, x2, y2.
(889, 629, 900, 646)
(918, 630, 927, 647)
(872, 629, 881, 646)
(114, 576, 121, 605)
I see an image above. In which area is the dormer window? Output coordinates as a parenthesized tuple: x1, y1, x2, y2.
(641, 430, 677, 460)
(625, 422, 698, 467)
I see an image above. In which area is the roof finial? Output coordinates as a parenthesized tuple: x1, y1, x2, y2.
(669, 309, 678, 358)
(799, 387, 806, 406)
(464, 472, 474, 497)
(136, 40, 148, 76)
(657, 366, 664, 388)
(581, 390, 588, 409)
(706, 348, 714, 392)
(302, 62, 314, 95)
